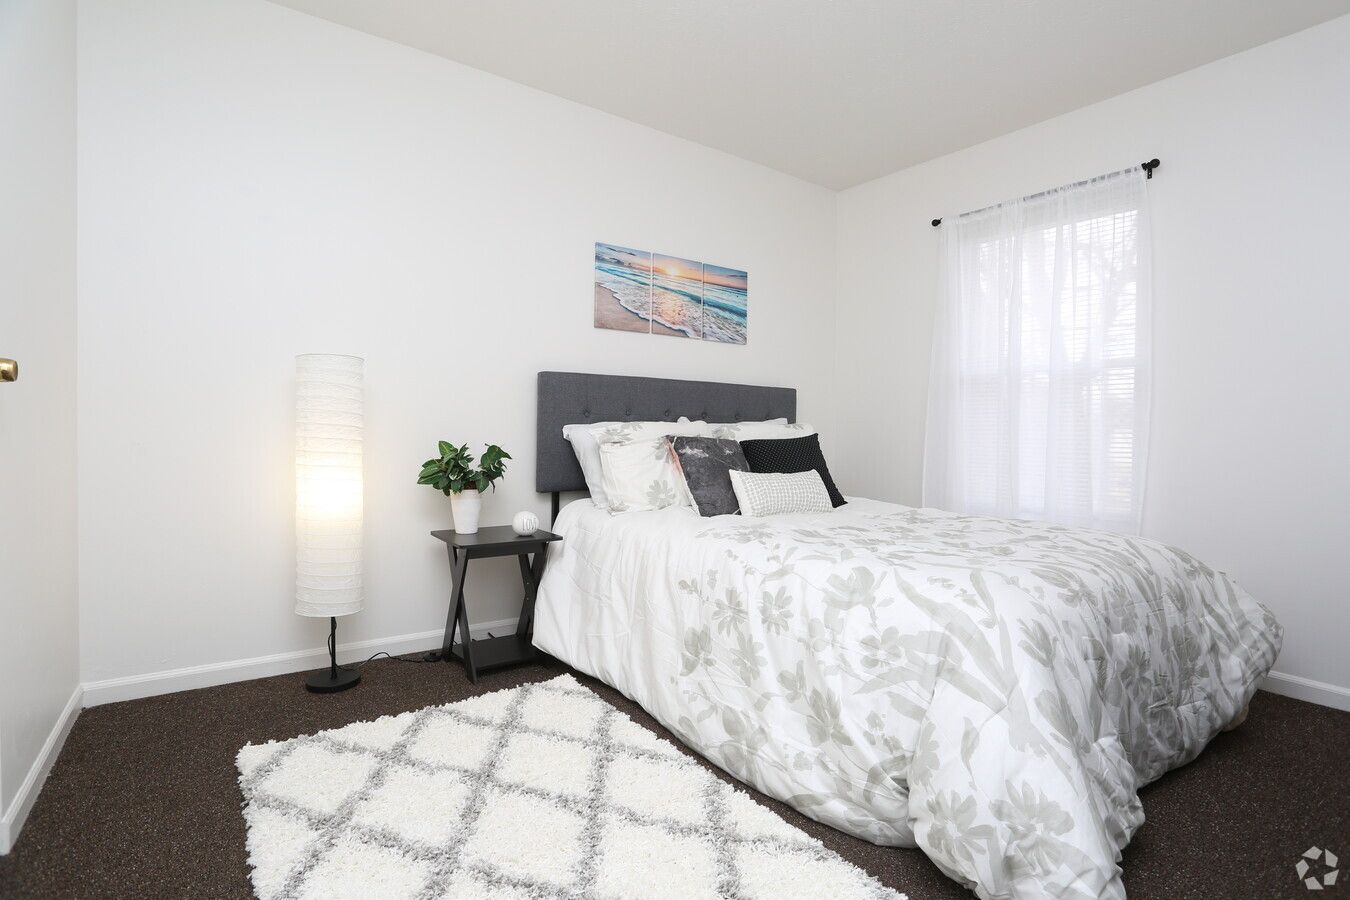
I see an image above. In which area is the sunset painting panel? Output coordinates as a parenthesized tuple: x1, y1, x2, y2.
(701, 263, 748, 344)
(594, 243, 653, 334)
(650, 254, 704, 339)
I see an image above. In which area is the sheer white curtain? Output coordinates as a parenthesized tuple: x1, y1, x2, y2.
(923, 167, 1152, 533)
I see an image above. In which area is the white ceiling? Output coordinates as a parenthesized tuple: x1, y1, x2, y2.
(268, 1, 1350, 189)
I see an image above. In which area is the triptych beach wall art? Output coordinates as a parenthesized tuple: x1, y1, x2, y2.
(594, 242, 748, 345)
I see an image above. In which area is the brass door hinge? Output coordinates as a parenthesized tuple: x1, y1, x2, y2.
(0, 359, 18, 383)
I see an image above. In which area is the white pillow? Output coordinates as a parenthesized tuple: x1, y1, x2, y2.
(563, 418, 697, 507)
(587, 418, 703, 445)
(598, 437, 690, 513)
(706, 419, 813, 441)
(696, 417, 784, 438)
(728, 469, 832, 517)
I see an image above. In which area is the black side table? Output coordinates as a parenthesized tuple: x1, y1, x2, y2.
(428, 526, 562, 683)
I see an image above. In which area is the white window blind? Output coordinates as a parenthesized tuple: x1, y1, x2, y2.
(923, 167, 1152, 533)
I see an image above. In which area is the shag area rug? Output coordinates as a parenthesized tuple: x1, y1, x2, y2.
(236, 675, 904, 899)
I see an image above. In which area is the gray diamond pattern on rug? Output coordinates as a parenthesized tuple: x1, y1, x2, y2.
(237, 675, 906, 899)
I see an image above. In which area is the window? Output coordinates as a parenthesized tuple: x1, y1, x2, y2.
(923, 168, 1152, 533)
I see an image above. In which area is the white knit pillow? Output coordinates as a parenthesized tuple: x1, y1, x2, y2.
(728, 469, 832, 517)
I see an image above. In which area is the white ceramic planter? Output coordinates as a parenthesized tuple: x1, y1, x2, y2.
(450, 488, 482, 534)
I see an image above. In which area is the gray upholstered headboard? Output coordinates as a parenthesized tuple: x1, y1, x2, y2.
(536, 371, 796, 498)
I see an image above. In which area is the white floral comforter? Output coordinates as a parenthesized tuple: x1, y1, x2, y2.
(532, 498, 1281, 899)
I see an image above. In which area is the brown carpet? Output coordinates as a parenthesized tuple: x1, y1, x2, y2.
(0, 656, 1346, 899)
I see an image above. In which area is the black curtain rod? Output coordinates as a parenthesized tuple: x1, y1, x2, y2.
(931, 159, 1159, 227)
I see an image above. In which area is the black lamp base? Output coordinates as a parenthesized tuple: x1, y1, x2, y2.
(304, 615, 362, 693)
(304, 666, 361, 693)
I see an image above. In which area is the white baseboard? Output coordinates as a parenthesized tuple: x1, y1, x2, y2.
(1260, 669, 1350, 712)
(0, 684, 83, 855)
(81, 618, 519, 708)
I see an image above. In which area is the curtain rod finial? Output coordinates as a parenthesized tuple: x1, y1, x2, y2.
(1142, 158, 1160, 179)
(931, 218, 942, 227)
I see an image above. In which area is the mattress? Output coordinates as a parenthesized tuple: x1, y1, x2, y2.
(532, 497, 1281, 899)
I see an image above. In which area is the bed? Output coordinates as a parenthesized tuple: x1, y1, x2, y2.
(530, 372, 1283, 900)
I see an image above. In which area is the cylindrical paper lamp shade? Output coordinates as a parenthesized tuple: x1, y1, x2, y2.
(295, 354, 364, 617)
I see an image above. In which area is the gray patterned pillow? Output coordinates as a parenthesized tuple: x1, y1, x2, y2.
(668, 436, 749, 517)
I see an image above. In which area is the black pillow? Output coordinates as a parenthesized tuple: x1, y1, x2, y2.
(739, 434, 846, 508)
(669, 436, 749, 517)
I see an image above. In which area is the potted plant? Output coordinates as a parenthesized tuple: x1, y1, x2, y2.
(417, 441, 510, 534)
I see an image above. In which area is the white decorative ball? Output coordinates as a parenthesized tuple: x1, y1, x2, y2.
(512, 510, 539, 536)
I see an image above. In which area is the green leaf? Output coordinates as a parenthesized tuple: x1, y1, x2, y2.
(422, 440, 510, 495)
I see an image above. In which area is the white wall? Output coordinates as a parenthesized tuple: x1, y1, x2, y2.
(0, 0, 81, 852)
(834, 15, 1350, 704)
(71, 1, 1350, 709)
(76, 0, 837, 688)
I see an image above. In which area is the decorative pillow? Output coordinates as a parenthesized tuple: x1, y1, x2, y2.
(564, 418, 698, 508)
(739, 433, 847, 508)
(669, 436, 749, 517)
(706, 419, 811, 441)
(597, 437, 690, 513)
(728, 469, 832, 517)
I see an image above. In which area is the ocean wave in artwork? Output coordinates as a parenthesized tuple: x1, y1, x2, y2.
(651, 255, 704, 339)
(702, 264, 747, 344)
(596, 262, 652, 320)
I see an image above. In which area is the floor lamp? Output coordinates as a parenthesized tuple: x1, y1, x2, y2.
(295, 353, 364, 693)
